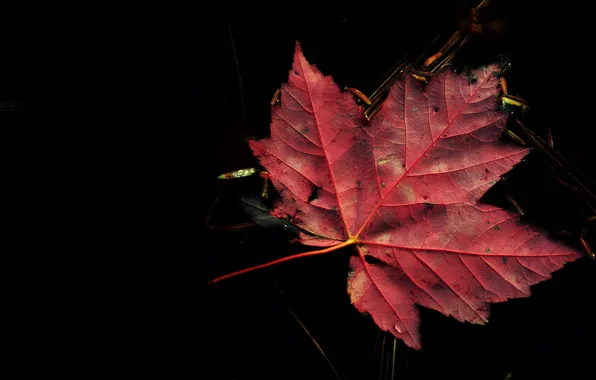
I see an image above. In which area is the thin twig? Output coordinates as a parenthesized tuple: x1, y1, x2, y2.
(515, 120, 596, 213)
(378, 335, 386, 380)
(224, 1, 246, 120)
(391, 338, 397, 380)
(273, 284, 345, 380)
(368, 329, 382, 380)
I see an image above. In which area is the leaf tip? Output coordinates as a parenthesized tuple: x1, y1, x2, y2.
(291, 41, 310, 76)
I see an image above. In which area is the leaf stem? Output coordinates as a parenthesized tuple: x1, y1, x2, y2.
(208, 238, 356, 284)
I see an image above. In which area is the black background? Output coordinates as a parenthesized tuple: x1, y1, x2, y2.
(4, 0, 594, 379)
(0, 6, 49, 135)
(204, 1, 595, 380)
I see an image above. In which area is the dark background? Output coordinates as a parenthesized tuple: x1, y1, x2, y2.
(4, 1, 592, 378)
(0, 7, 49, 136)
(204, 1, 595, 380)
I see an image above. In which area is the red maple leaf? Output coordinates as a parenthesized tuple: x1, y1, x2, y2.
(213, 43, 583, 350)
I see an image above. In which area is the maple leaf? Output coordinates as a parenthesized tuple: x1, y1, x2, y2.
(217, 43, 583, 350)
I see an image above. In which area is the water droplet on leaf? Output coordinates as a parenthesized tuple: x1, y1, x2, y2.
(394, 322, 405, 333)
